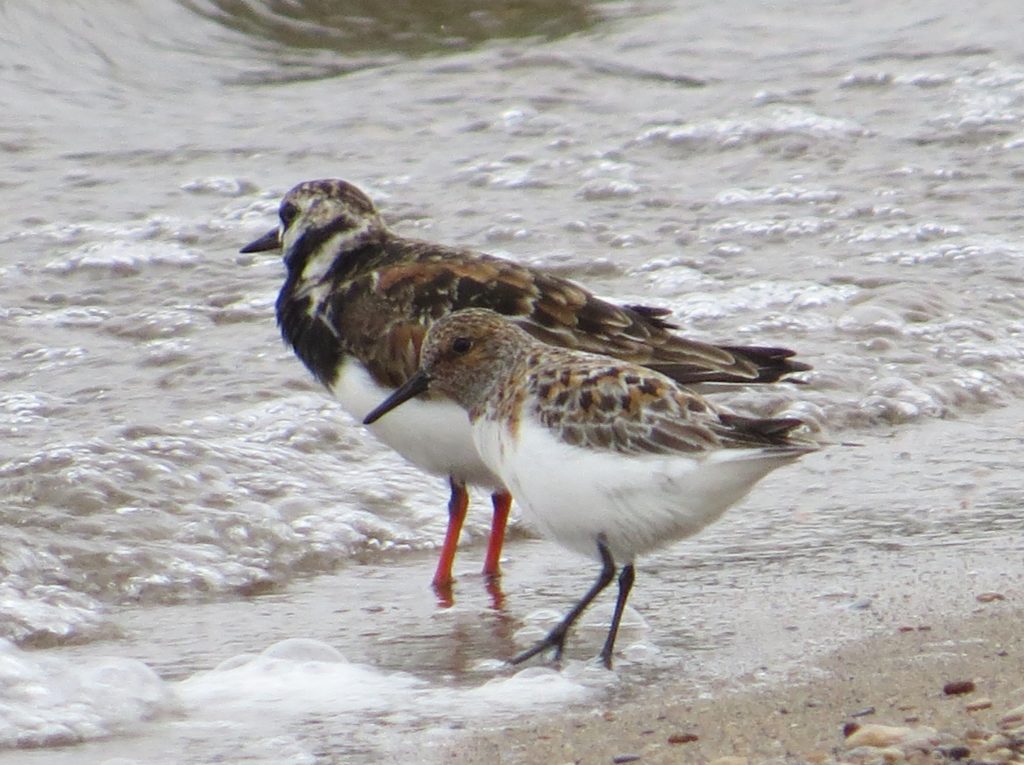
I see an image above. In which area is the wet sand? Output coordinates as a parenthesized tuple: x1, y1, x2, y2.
(443, 600, 1023, 764)
(31, 412, 1020, 765)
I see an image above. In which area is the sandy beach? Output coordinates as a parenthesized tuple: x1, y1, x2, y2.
(444, 600, 1023, 764)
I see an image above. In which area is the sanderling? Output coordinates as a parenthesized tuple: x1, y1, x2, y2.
(364, 308, 818, 667)
(241, 179, 809, 593)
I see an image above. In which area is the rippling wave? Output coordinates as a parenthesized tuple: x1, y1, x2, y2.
(2, 2, 1024, 759)
(182, 0, 605, 81)
(185, 0, 603, 54)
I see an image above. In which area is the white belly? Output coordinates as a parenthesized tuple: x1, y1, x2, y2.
(331, 359, 503, 489)
(474, 417, 796, 564)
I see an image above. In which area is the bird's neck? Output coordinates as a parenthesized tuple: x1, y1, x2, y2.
(466, 347, 532, 425)
(274, 234, 389, 387)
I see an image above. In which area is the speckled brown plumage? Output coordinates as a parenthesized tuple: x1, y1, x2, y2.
(243, 179, 809, 396)
(401, 310, 811, 458)
(242, 178, 812, 592)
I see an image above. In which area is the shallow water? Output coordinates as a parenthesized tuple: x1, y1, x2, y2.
(1, 1, 1023, 762)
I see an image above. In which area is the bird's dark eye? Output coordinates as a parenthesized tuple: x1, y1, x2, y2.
(452, 337, 472, 354)
(280, 201, 299, 227)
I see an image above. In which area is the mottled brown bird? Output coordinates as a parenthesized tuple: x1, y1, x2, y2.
(241, 179, 809, 593)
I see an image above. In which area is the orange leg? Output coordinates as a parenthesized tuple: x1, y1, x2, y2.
(482, 490, 512, 580)
(433, 477, 469, 590)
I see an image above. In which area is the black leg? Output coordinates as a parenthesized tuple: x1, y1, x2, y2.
(598, 563, 635, 669)
(510, 539, 616, 666)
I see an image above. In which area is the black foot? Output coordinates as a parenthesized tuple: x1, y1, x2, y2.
(509, 625, 568, 666)
(509, 538, 618, 668)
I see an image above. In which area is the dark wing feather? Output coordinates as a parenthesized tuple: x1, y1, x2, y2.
(523, 357, 725, 456)
(323, 279, 428, 388)
(521, 353, 813, 457)
(621, 304, 678, 329)
(294, 234, 807, 390)
(380, 243, 785, 383)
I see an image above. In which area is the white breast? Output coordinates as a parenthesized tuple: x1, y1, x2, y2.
(331, 359, 504, 490)
(474, 416, 797, 564)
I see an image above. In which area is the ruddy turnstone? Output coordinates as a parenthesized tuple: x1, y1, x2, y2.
(364, 309, 818, 668)
(241, 179, 809, 592)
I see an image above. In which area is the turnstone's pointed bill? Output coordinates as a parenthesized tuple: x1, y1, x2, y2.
(241, 179, 810, 593)
(363, 309, 818, 668)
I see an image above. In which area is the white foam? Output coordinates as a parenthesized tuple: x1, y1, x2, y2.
(0, 582, 113, 646)
(715, 185, 841, 206)
(172, 638, 594, 760)
(668, 280, 857, 323)
(179, 638, 426, 719)
(634, 107, 866, 151)
(461, 665, 592, 710)
(179, 637, 591, 722)
(180, 177, 257, 197)
(43, 240, 201, 275)
(0, 639, 177, 749)
(0, 637, 596, 756)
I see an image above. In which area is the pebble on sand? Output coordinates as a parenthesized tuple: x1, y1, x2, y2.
(667, 733, 699, 745)
(843, 723, 915, 748)
(835, 700, 1024, 765)
(975, 592, 1005, 603)
(942, 680, 976, 696)
(999, 702, 1024, 728)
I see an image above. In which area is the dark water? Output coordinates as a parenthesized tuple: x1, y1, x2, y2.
(1, 1, 1023, 762)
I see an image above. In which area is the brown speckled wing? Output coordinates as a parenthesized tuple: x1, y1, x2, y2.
(522, 355, 722, 456)
(521, 352, 807, 456)
(325, 279, 428, 389)
(274, 179, 807, 398)
(362, 242, 765, 381)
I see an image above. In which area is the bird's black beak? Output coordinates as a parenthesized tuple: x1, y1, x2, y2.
(240, 228, 281, 253)
(363, 371, 431, 424)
